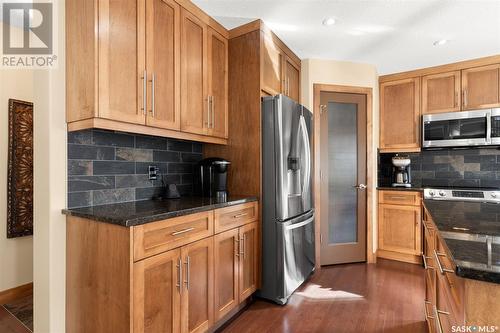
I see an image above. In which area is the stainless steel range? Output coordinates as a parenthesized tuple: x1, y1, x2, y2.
(424, 188, 500, 203)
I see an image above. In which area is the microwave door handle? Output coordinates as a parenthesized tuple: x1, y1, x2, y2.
(486, 111, 492, 144)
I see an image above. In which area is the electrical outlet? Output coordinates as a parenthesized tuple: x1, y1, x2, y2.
(148, 165, 159, 180)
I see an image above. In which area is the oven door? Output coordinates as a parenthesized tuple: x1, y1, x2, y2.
(422, 109, 491, 148)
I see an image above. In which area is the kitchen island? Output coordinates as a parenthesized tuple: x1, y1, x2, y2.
(423, 200, 500, 332)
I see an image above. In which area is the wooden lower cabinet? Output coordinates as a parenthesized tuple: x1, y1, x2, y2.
(214, 222, 258, 321)
(239, 223, 258, 300)
(66, 202, 259, 333)
(377, 190, 422, 264)
(133, 248, 182, 333)
(181, 238, 214, 333)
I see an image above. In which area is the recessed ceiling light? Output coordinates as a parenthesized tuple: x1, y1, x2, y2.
(322, 18, 336, 26)
(433, 39, 449, 46)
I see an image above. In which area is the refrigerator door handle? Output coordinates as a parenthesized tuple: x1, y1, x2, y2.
(284, 215, 314, 231)
(299, 115, 311, 201)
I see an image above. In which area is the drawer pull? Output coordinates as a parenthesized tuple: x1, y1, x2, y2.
(434, 250, 454, 274)
(422, 254, 435, 270)
(233, 213, 248, 219)
(424, 301, 434, 319)
(434, 306, 450, 333)
(171, 227, 195, 236)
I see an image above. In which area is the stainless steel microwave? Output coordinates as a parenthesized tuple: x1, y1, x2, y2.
(422, 108, 500, 148)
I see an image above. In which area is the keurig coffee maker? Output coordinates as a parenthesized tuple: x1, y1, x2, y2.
(195, 158, 231, 201)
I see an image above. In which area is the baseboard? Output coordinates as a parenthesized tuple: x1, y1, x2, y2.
(377, 250, 422, 265)
(0, 283, 33, 305)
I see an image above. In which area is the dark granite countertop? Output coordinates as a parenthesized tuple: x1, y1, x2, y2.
(62, 196, 258, 227)
(423, 199, 500, 284)
(377, 186, 423, 192)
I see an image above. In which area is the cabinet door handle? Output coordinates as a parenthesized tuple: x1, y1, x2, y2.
(242, 235, 246, 259)
(240, 236, 244, 257)
(455, 92, 458, 108)
(434, 305, 450, 333)
(184, 256, 190, 290)
(177, 258, 182, 294)
(463, 89, 468, 107)
(141, 70, 147, 115)
(424, 301, 434, 319)
(150, 73, 156, 117)
(207, 97, 211, 128)
(422, 254, 435, 270)
(171, 227, 195, 236)
(434, 250, 454, 274)
(234, 237, 240, 257)
(211, 96, 215, 129)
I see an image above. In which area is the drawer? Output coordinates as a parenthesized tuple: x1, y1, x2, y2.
(378, 190, 421, 206)
(133, 211, 214, 261)
(214, 201, 258, 233)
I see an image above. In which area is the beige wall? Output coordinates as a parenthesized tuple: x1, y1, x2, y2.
(301, 58, 380, 259)
(0, 69, 34, 292)
(33, 0, 67, 331)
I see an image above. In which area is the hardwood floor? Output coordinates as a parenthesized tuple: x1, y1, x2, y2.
(0, 306, 31, 333)
(220, 259, 426, 333)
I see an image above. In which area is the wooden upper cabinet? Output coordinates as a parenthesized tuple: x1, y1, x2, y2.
(98, 0, 146, 125)
(462, 64, 500, 110)
(146, 0, 181, 130)
(261, 34, 283, 95)
(378, 204, 421, 256)
(380, 78, 421, 151)
(180, 9, 208, 136)
(422, 71, 461, 114)
(180, 238, 214, 333)
(214, 228, 239, 320)
(283, 56, 300, 102)
(238, 222, 258, 301)
(133, 248, 181, 333)
(207, 28, 229, 139)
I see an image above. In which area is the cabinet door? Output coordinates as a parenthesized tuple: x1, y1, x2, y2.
(180, 238, 214, 333)
(422, 71, 461, 114)
(98, 0, 146, 125)
(462, 64, 500, 109)
(207, 28, 228, 139)
(261, 34, 283, 95)
(238, 223, 258, 301)
(380, 78, 421, 151)
(214, 229, 239, 320)
(145, 0, 180, 130)
(378, 204, 421, 255)
(133, 248, 181, 333)
(180, 9, 208, 135)
(283, 56, 300, 102)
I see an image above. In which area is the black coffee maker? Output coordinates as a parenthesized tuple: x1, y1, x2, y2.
(195, 158, 231, 201)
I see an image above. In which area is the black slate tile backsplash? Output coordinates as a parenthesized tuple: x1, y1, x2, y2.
(379, 147, 500, 188)
(68, 129, 203, 208)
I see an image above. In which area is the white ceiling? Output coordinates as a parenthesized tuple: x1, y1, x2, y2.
(193, 0, 500, 74)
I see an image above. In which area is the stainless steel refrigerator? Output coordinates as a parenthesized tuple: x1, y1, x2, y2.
(259, 94, 315, 305)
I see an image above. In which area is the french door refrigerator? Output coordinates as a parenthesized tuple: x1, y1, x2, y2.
(259, 94, 315, 305)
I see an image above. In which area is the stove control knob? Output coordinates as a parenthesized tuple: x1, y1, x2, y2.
(439, 191, 446, 197)
(428, 190, 435, 196)
(492, 192, 497, 198)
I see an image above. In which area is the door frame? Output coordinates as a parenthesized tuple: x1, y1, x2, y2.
(313, 84, 376, 268)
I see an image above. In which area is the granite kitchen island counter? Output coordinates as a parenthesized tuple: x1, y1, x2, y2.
(62, 196, 258, 227)
(423, 199, 500, 284)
